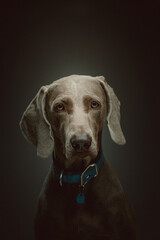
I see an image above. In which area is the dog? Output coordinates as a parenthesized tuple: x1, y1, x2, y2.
(20, 75, 138, 239)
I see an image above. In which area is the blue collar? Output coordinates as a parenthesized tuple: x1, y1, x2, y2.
(54, 152, 103, 204)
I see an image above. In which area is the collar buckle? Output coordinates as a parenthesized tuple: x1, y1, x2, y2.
(80, 163, 98, 187)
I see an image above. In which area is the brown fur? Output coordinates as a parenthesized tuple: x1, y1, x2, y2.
(20, 75, 138, 239)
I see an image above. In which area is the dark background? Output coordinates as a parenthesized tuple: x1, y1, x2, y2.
(1, 1, 160, 239)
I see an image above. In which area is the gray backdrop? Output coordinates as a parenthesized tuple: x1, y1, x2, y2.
(2, 1, 160, 240)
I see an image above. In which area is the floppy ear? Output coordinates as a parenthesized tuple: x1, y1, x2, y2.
(97, 76, 126, 145)
(20, 86, 54, 158)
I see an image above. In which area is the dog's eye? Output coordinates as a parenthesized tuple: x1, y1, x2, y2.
(91, 101, 99, 108)
(55, 103, 65, 112)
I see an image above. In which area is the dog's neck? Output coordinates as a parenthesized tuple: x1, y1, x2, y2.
(52, 149, 102, 174)
(52, 150, 103, 205)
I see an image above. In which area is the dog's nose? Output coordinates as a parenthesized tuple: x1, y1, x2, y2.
(70, 135, 91, 152)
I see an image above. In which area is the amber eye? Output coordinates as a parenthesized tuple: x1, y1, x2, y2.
(55, 103, 65, 111)
(91, 101, 99, 108)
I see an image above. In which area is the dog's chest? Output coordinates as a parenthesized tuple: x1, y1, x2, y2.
(76, 207, 108, 235)
(50, 198, 111, 238)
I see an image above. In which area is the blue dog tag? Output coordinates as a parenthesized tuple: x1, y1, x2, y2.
(76, 192, 85, 204)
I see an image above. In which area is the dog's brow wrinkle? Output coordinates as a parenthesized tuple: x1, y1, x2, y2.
(71, 81, 78, 97)
(83, 95, 101, 102)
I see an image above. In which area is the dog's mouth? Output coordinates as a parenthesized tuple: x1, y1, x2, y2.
(68, 159, 89, 172)
(65, 153, 92, 172)
(74, 151, 89, 158)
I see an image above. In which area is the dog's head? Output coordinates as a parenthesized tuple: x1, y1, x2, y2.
(20, 75, 125, 170)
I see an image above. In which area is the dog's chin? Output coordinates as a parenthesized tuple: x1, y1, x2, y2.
(65, 152, 94, 172)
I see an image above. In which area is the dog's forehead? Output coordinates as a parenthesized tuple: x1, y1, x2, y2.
(48, 76, 104, 100)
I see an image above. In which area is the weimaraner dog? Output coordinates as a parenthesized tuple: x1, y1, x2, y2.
(20, 75, 138, 240)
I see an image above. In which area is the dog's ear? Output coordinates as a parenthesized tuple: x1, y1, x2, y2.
(97, 76, 126, 145)
(20, 86, 54, 158)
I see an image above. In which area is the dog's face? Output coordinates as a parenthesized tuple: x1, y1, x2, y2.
(45, 77, 106, 170)
(20, 75, 125, 169)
